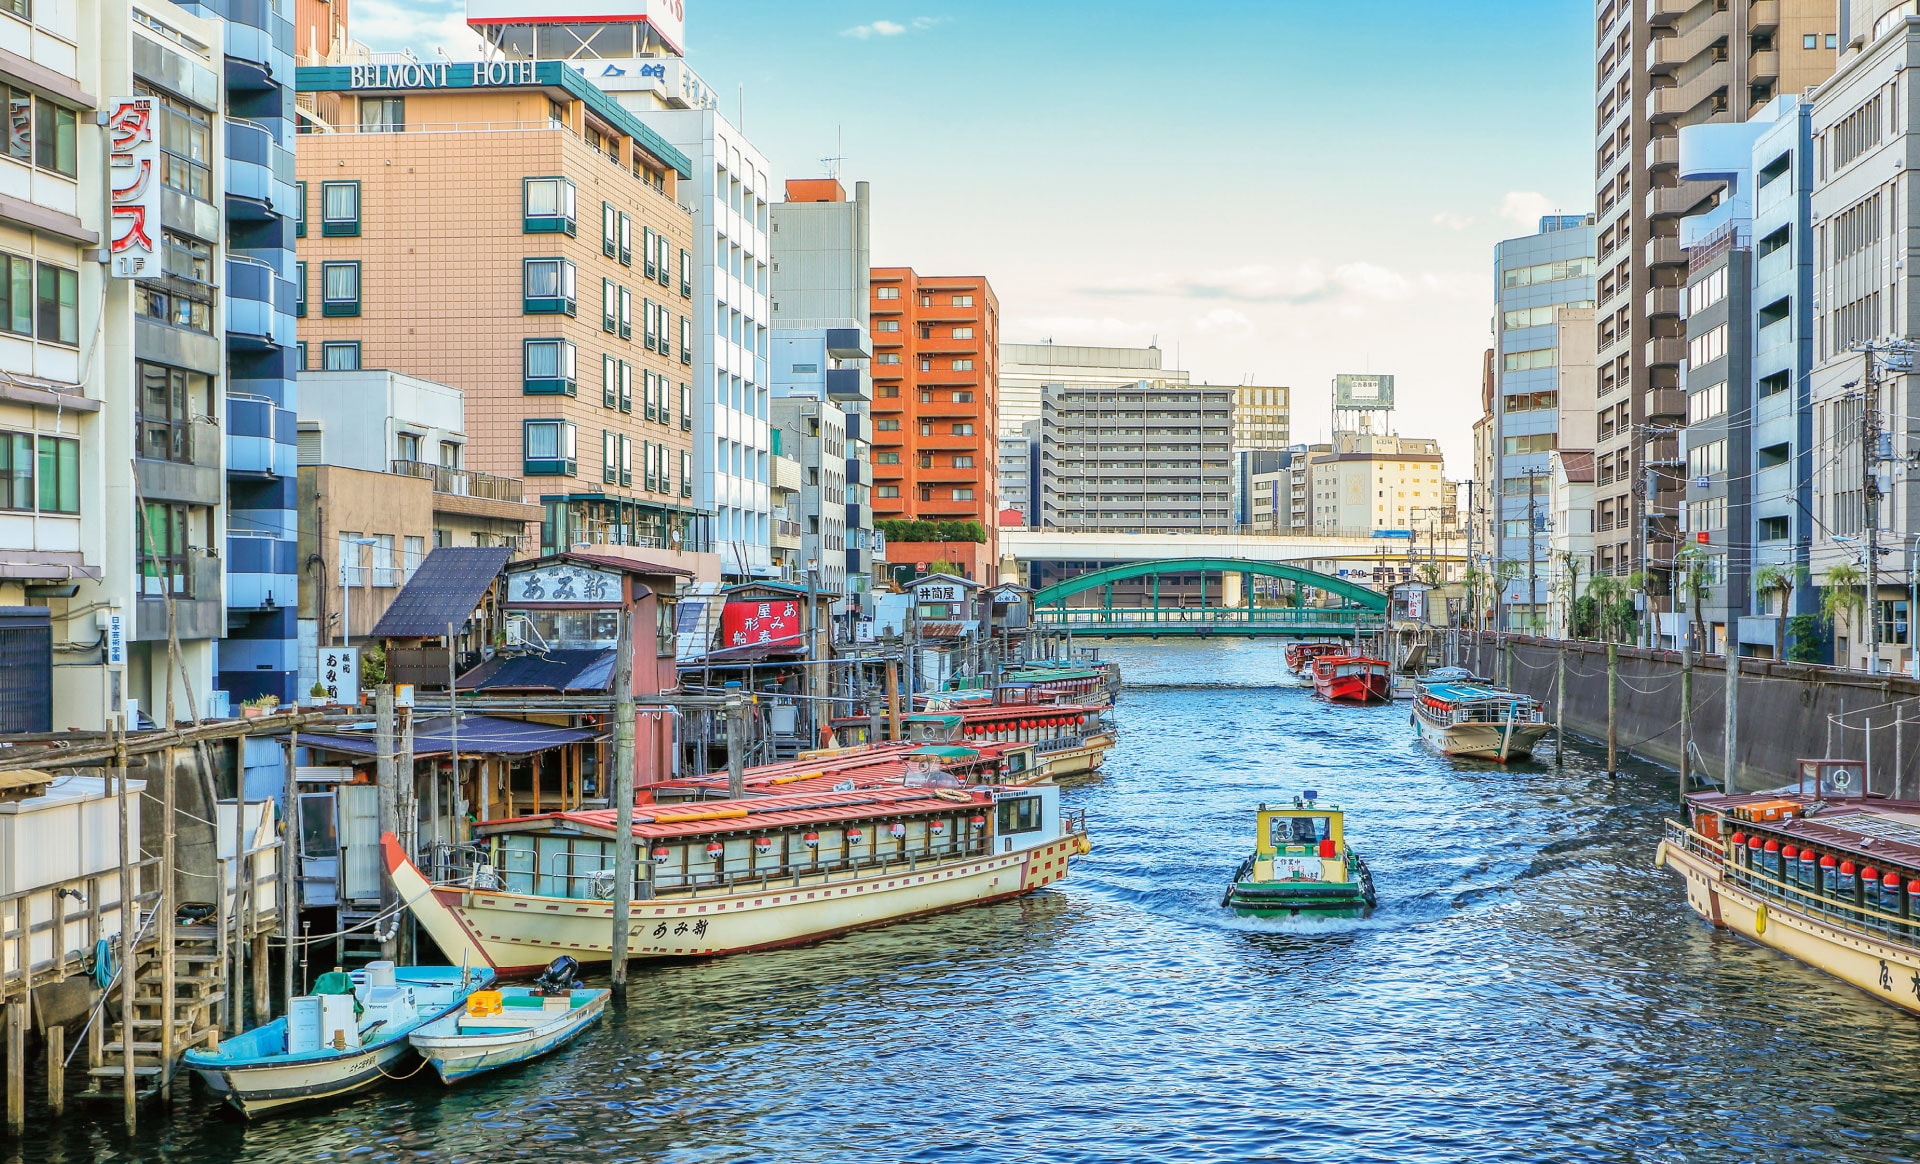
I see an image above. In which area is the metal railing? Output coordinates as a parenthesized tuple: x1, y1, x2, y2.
(1034, 606, 1384, 629)
(1665, 820, 1920, 949)
(390, 459, 527, 503)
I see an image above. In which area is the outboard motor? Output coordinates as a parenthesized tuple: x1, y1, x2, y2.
(533, 955, 583, 996)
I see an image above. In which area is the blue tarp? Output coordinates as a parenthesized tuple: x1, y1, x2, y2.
(302, 714, 600, 759)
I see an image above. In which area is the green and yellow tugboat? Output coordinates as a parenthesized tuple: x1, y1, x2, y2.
(1222, 792, 1377, 917)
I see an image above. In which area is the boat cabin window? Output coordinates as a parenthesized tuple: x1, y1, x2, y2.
(1270, 815, 1331, 847)
(1006, 750, 1030, 774)
(493, 834, 614, 898)
(997, 796, 1044, 835)
(517, 609, 621, 650)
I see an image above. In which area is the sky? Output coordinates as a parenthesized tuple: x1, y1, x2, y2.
(352, 0, 1596, 472)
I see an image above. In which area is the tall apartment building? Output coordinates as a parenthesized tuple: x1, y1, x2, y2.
(1231, 384, 1292, 451)
(1039, 382, 1234, 531)
(1491, 215, 1596, 631)
(470, 3, 777, 581)
(997, 342, 1185, 513)
(869, 269, 1000, 542)
(1591, 0, 1835, 602)
(0, 0, 301, 728)
(769, 396, 847, 599)
(293, 64, 705, 578)
(1807, 6, 1920, 671)
(770, 177, 875, 607)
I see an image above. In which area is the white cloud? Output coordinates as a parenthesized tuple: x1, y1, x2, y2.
(350, 0, 486, 57)
(1498, 190, 1561, 228)
(1086, 261, 1468, 306)
(843, 16, 946, 39)
(1431, 211, 1474, 232)
(1192, 307, 1254, 335)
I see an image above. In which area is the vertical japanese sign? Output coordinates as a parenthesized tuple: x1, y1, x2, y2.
(107, 97, 161, 280)
(318, 647, 359, 704)
(105, 612, 125, 665)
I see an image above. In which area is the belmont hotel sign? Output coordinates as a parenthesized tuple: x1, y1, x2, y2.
(346, 61, 540, 90)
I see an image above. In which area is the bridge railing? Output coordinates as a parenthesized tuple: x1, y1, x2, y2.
(1033, 606, 1384, 629)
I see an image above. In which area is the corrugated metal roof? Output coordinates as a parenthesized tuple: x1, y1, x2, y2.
(458, 648, 616, 693)
(370, 547, 511, 639)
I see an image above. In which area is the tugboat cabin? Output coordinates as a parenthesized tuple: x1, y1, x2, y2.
(1255, 798, 1348, 883)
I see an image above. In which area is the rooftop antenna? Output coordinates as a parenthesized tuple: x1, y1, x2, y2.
(821, 127, 847, 180)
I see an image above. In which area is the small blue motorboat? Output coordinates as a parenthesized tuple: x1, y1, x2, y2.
(184, 961, 493, 1116)
(408, 957, 608, 1084)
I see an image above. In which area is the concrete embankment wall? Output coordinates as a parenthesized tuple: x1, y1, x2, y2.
(1456, 633, 1920, 796)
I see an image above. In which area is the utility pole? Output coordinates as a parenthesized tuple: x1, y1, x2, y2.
(1527, 468, 1542, 636)
(1864, 345, 1884, 675)
(725, 695, 746, 799)
(375, 685, 397, 962)
(610, 610, 635, 999)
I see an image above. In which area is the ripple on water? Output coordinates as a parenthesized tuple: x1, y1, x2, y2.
(25, 639, 1920, 1163)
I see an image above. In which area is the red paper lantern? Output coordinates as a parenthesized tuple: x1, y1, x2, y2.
(803, 832, 820, 848)
(845, 827, 864, 844)
(705, 841, 725, 860)
(753, 837, 773, 856)
(650, 846, 671, 865)
(970, 815, 987, 830)
(889, 822, 907, 839)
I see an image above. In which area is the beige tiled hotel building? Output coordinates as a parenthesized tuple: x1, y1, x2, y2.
(294, 62, 710, 576)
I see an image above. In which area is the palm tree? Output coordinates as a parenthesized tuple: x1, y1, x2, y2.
(1587, 573, 1626, 642)
(1672, 547, 1712, 653)
(1821, 562, 1867, 660)
(1752, 563, 1802, 661)
(1550, 550, 1585, 639)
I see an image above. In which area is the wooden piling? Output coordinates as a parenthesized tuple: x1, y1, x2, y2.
(610, 611, 636, 1000)
(1724, 646, 1740, 796)
(375, 686, 397, 963)
(281, 732, 298, 1015)
(5, 997, 22, 1138)
(1606, 641, 1618, 775)
(45, 1025, 63, 1117)
(113, 719, 135, 1132)
(1555, 643, 1567, 770)
(158, 744, 176, 1101)
(1679, 637, 1693, 805)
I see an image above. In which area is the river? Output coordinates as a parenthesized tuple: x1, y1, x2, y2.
(22, 639, 1920, 1163)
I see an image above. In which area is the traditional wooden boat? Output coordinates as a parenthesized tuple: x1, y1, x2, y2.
(904, 706, 1113, 781)
(1655, 773, 1920, 1017)
(1223, 792, 1376, 917)
(1284, 642, 1343, 681)
(409, 959, 607, 1084)
(1410, 677, 1551, 761)
(1310, 655, 1391, 704)
(387, 781, 1091, 974)
(184, 962, 493, 1116)
(1000, 665, 1114, 707)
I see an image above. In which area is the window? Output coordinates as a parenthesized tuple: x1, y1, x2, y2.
(643, 226, 656, 277)
(952, 359, 974, 371)
(679, 248, 692, 296)
(680, 315, 692, 363)
(876, 286, 899, 300)
(1687, 439, 1728, 478)
(876, 418, 900, 432)
(1500, 303, 1590, 330)
(523, 258, 576, 314)
(1686, 496, 1727, 531)
(619, 213, 632, 266)
(602, 430, 618, 484)
(140, 502, 198, 596)
(953, 454, 974, 468)
(295, 181, 306, 237)
(0, 432, 27, 509)
(321, 342, 360, 371)
(602, 202, 617, 258)
(602, 354, 617, 409)
(358, 98, 403, 133)
(618, 360, 633, 413)
(32, 99, 74, 176)
(440, 441, 461, 468)
(138, 362, 207, 463)
(953, 326, 974, 339)
(371, 533, 398, 587)
(953, 294, 974, 307)
(1687, 268, 1728, 313)
(321, 261, 360, 317)
(296, 342, 307, 370)
(1826, 33, 1837, 49)
(1500, 257, 1593, 288)
(321, 181, 360, 236)
(1689, 324, 1727, 368)
(680, 383, 692, 430)
(620, 434, 633, 486)
(877, 484, 900, 498)
(952, 487, 974, 501)
(1502, 347, 1556, 372)
(0, 254, 25, 337)
(522, 177, 576, 234)
(1759, 516, 1790, 542)
(952, 390, 974, 403)
(876, 353, 901, 365)
(602, 279, 617, 332)
(143, 89, 211, 201)
(952, 422, 974, 435)
(656, 233, 671, 288)
(1687, 381, 1728, 423)
(1804, 33, 1817, 48)
(879, 384, 900, 397)
(876, 451, 900, 464)
(34, 263, 75, 344)
(524, 419, 577, 475)
(523, 338, 577, 395)
(620, 287, 633, 340)
(1502, 433, 1556, 455)
(0, 87, 23, 163)
(404, 535, 425, 582)
(996, 795, 1041, 834)
(35, 434, 75, 514)
(295, 260, 306, 317)
(1502, 390, 1556, 412)
(875, 320, 899, 333)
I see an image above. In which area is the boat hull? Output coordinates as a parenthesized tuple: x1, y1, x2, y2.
(1036, 734, 1113, 780)
(189, 1025, 433, 1118)
(1410, 712, 1553, 761)
(389, 834, 1084, 975)
(1225, 880, 1371, 918)
(411, 991, 608, 1084)
(1314, 673, 1391, 704)
(1658, 832, 1920, 1017)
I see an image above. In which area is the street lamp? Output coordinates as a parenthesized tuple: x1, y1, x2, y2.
(342, 536, 378, 647)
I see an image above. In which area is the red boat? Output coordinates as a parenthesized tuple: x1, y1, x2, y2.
(1311, 655, 1392, 704)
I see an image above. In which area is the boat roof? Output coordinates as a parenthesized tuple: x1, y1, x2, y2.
(1006, 668, 1099, 681)
(1420, 682, 1532, 703)
(1691, 792, 1920, 870)
(479, 786, 996, 841)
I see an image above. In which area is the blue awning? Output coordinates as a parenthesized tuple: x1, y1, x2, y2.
(302, 714, 601, 759)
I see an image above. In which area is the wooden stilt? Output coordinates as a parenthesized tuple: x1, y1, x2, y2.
(45, 1024, 63, 1118)
(158, 746, 176, 1102)
(5, 998, 23, 1138)
(113, 720, 136, 1133)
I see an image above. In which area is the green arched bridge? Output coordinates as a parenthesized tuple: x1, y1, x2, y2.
(1030, 558, 1390, 638)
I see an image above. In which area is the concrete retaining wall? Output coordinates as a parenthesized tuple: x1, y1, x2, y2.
(1455, 633, 1920, 797)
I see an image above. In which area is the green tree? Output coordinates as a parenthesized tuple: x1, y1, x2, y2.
(1672, 547, 1712, 652)
(1820, 561, 1866, 636)
(1751, 563, 1803, 661)
(1551, 550, 1585, 638)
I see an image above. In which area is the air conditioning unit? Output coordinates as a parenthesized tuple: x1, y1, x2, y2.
(504, 615, 533, 648)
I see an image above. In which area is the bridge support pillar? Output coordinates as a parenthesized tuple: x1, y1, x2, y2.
(1222, 571, 1243, 608)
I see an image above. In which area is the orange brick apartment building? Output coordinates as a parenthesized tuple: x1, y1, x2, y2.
(295, 62, 710, 576)
(869, 269, 1000, 578)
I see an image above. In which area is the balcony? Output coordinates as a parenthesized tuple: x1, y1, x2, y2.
(1646, 387, 1687, 418)
(1645, 336, 1685, 368)
(225, 120, 297, 221)
(226, 256, 297, 350)
(825, 367, 867, 402)
(1646, 235, 1684, 268)
(1645, 136, 1680, 170)
(1749, 0, 1778, 30)
(1647, 0, 1687, 26)
(225, 531, 298, 612)
(1648, 24, 1727, 75)
(1644, 285, 1682, 318)
(222, 0, 295, 92)
(1648, 77, 1727, 123)
(1750, 48, 1779, 81)
(228, 393, 296, 477)
(390, 459, 545, 523)
(1647, 184, 1709, 220)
